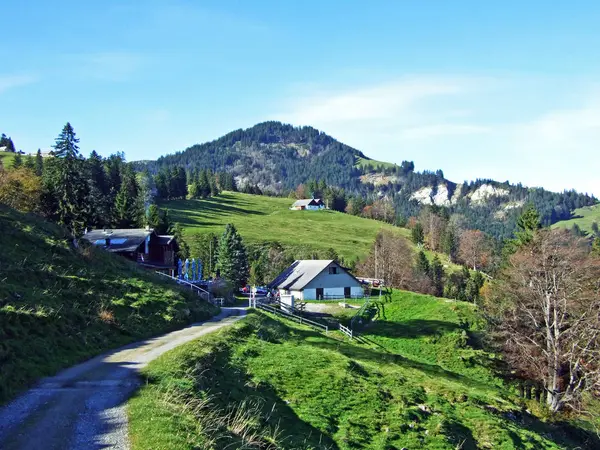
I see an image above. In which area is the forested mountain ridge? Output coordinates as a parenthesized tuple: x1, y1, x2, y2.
(134, 121, 597, 240)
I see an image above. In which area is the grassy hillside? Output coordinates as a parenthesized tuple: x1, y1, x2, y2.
(161, 192, 410, 261)
(129, 292, 597, 449)
(551, 204, 600, 235)
(355, 155, 398, 170)
(0, 205, 218, 404)
(0, 152, 15, 168)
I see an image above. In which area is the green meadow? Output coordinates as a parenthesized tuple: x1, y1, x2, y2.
(161, 192, 409, 261)
(129, 291, 597, 449)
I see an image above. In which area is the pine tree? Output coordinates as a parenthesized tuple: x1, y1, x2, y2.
(35, 149, 43, 176)
(188, 180, 200, 198)
(441, 226, 458, 261)
(47, 123, 89, 234)
(215, 223, 249, 288)
(158, 208, 171, 235)
(23, 155, 35, 170)
(514, 204, 541, 245)
(12, 152, 23, 168)
(86, 150, 111, 227)
(198, 170, 210, 198)
(411, 222, 425, 245)
(430, 255, 444, 297)
(416, 250, 430, 275)
(147, 204, 161, 229)
(113, 166, 142, 228)
(170, 222, 189, 259)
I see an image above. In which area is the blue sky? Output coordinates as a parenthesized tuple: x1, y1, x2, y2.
(2, 0, 599, 196)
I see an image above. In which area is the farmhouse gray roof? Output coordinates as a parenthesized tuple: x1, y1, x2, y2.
(82, 228, 152, 253)
(291, 198, 323, 207)
(269, 259, 335, 290)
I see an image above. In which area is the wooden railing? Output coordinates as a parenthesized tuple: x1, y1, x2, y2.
(154, 271, 217, 305)
(339, 323, 353, 340)
(255, 303, 329, 334)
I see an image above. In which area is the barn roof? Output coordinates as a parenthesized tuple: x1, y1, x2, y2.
(269, 260, 336, 290)
(291, 198, 323, 207)
(82, 228, 152, 253)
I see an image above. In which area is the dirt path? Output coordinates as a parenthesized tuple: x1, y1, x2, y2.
(0, 307, 246, 450)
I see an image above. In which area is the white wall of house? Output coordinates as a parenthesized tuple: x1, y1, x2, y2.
(303, 262, 364, 299)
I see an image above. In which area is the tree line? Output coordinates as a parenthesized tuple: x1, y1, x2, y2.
(0, 123, 189, 258)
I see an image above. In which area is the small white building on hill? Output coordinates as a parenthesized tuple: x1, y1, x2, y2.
(290, 198, 325, 210)
(269, 260, 364, 301)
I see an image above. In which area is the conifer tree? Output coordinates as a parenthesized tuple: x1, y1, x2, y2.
(46, 123, 89, 234)
(113, 165, 142, 228)
(411, 222, 425, 245)
(147, 204, 161, 230)
(170, 222, 189, 259)
(23, 155, 35, 170)
(430, 255, 444, 297)
(215, 223, 249, 288)
(35, 149, 43, 176)
(416, 250, 430, 275)
(12, 152, 22, 168)
(198, 170, 210, 198)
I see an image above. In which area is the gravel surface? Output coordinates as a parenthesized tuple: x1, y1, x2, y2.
(0, 307, 246, 450)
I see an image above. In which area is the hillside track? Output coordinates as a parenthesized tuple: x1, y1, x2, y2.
(0, 307, 246, 450)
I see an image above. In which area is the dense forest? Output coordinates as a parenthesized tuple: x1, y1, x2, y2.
(134, 121, 597, 240)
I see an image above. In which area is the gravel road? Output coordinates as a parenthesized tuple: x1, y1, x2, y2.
(0, 307, 246, 450)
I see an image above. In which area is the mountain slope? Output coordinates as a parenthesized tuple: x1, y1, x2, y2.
(551, 204, 600, 235)
(0, 205, 217, 404)
(137, 121, 597, 240)
(161, 192, 460, 272)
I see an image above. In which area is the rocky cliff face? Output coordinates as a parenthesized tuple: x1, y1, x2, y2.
(410, 183, 511, 207)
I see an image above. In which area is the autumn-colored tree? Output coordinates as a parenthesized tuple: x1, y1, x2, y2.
(370, 198, 396, 223)
(458, 229, 491, 270)
(0, 167, 41, 212)
(295, 183, 307, 199)
(484, 229, 600, 413)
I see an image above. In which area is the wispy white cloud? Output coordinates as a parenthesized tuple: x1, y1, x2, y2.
(278, 77, 477, 125)
(273, 76, 600, 196)
(75, 52, 147, 82)
(0, 74, 39, 94)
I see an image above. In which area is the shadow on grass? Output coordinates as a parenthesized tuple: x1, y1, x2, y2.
(362, 319, 461, 339)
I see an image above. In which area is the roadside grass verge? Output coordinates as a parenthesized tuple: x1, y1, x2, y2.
(129, 295, 597, 449)
(0, 205, 218, 404)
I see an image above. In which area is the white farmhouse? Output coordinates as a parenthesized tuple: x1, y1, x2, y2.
(290, 198, 325, 210)
(269, 260, 364, 301)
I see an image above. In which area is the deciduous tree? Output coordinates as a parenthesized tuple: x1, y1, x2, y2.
(458, 229, 491, 270)
(485, 229, 600, 413)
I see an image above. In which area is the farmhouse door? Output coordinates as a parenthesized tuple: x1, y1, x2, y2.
(344, 287, 351, 298)
(316, 288, 324, 300)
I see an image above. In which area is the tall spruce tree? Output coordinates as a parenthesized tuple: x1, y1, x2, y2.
(47, 123, 89, 234)
(411, 222, 425, 245)
(429, 255, 444, 297)
(215, 223, 249, 288)
(113, 165, 142, 228)
(12, 152, 23, 168)
(87, 150, 111, 227)
(34, 149, 43, 176)
(416, 250, 430, 275)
